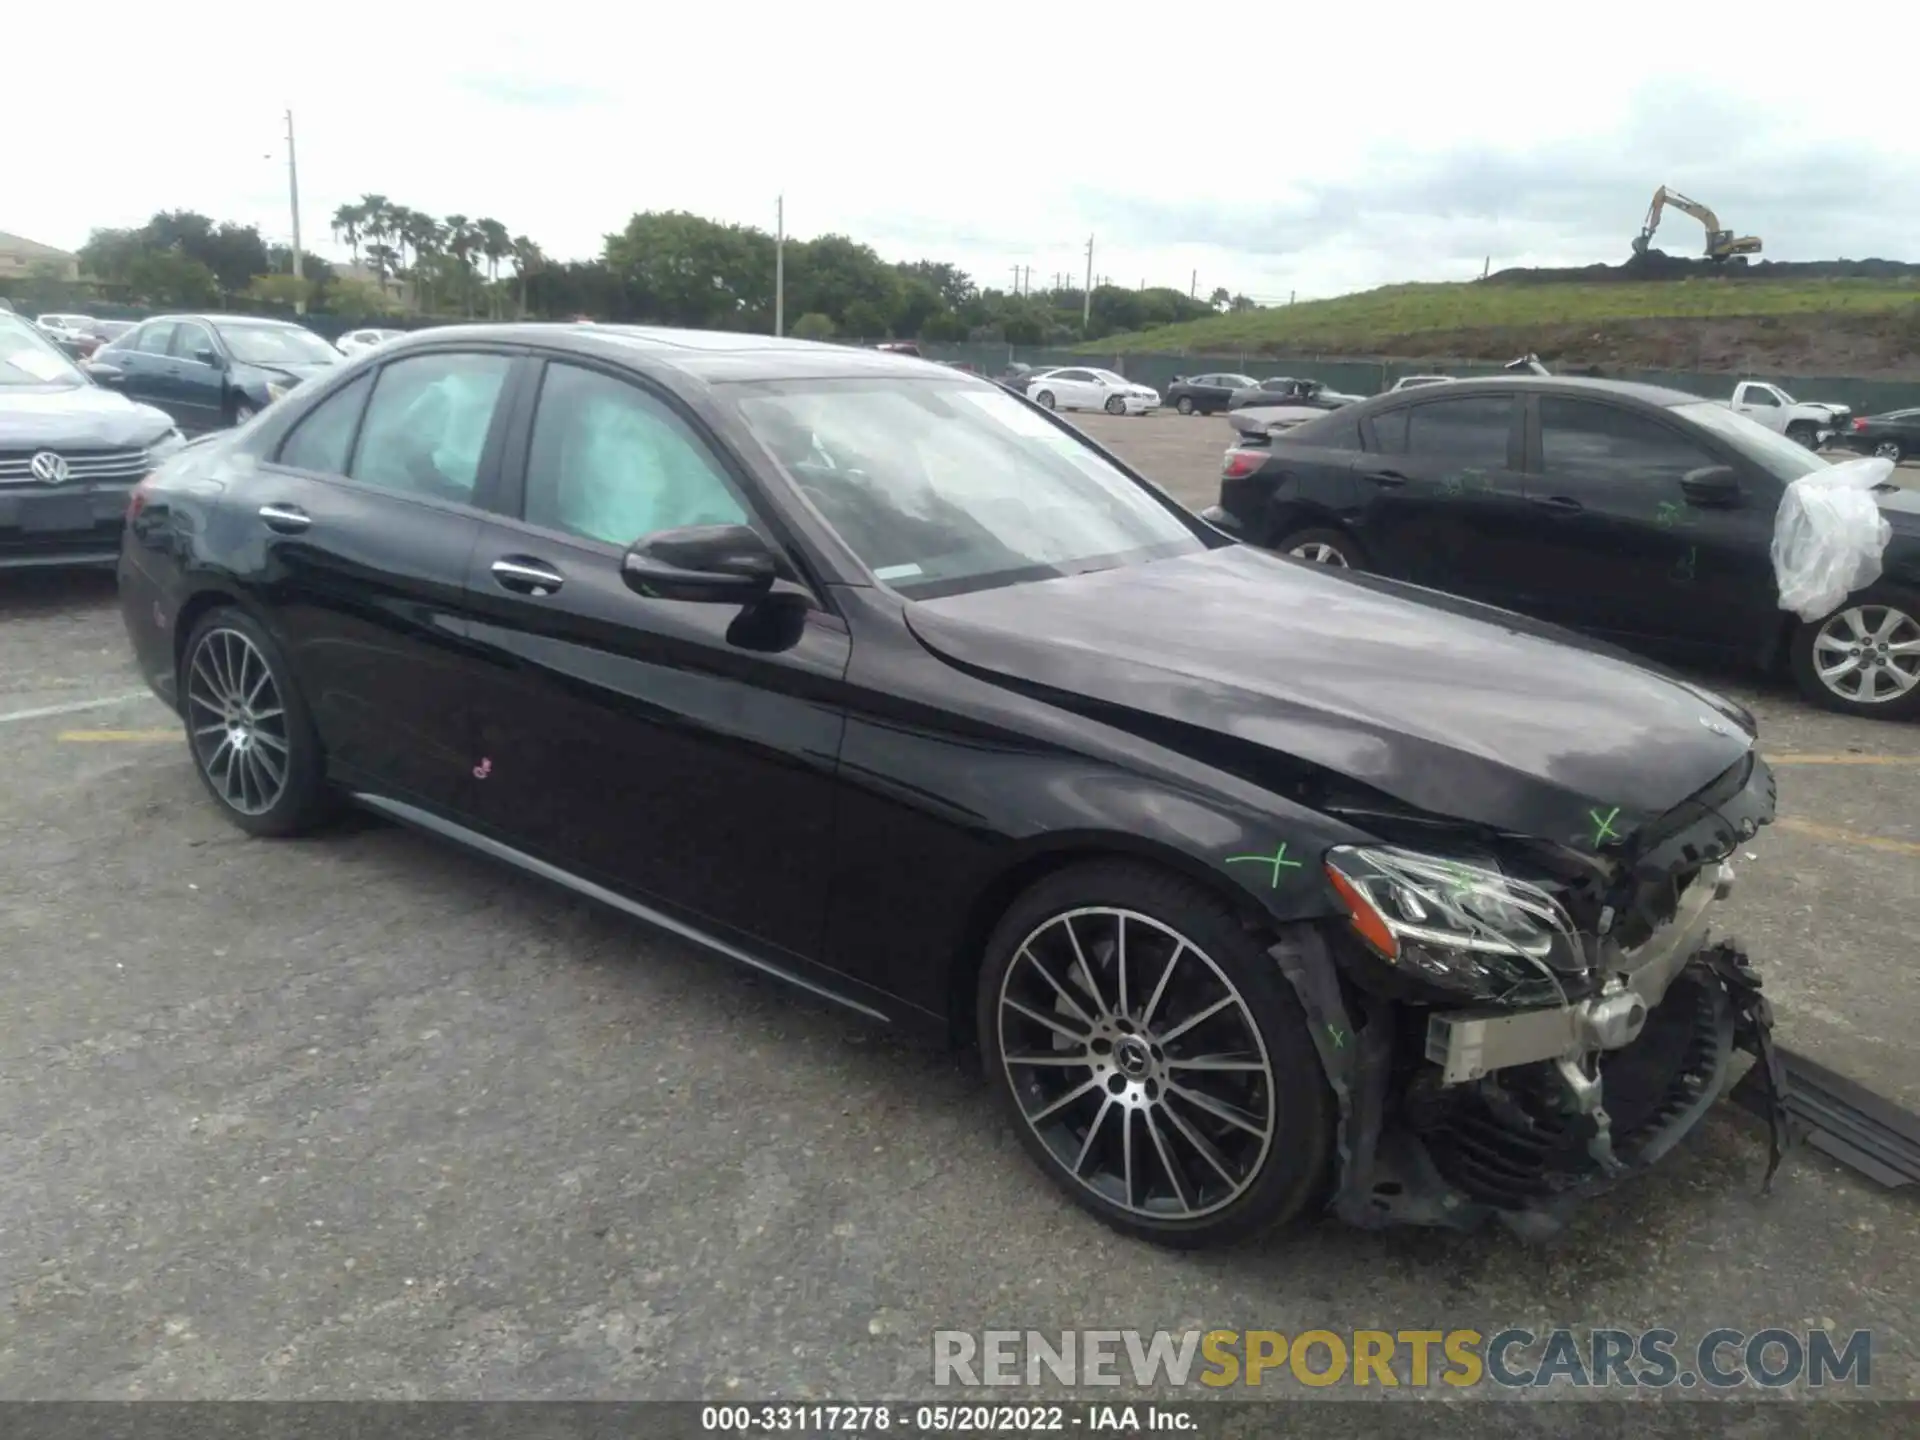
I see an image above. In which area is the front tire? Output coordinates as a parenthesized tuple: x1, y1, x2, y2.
(1788, 586, 1920, 719)
(1274, 525, 1367, 570)
(1787, 422, 1819, 450)
(1034, 389, 1056, 410)
(181, 607, 335, 835)
(977, 861, 1333, 1248)
(1105, 395, 1126, 416)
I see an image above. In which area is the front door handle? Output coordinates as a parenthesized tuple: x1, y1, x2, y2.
(257, 503, 311, 533)
(1527, 494, 1583, 513)
(490, 556, 565, 596)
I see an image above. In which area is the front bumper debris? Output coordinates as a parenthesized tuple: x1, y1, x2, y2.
(1270, 859, 1788, 1238)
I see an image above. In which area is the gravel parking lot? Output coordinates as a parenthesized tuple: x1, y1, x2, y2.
(2, 412, 1916, 1402)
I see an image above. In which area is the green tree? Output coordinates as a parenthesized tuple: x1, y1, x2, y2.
(475, 218, 512, 317)
(604, 210, 772, 329)
(332, 202, 366, 264)
(510, 234, 544, 318)
(790, 312, 836, 340)
(124, 250, 218, 307)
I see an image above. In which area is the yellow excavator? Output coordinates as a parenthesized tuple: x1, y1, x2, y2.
(1631, 186, 1763, 262)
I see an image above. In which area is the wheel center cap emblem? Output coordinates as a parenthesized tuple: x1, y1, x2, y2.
(29, 451, 70, 485)
(1115, 1037, 1152, 1078)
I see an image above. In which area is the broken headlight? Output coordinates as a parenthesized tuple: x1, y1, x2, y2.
(1323, 845, 1589, 1002)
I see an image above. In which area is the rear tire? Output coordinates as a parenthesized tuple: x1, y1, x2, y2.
(977, 861, 1334, 1248)
(1788, 585, 1920, 719)
(1874, 439, 1905, 463)
(1176, 397, 1195, 416)
(1035, 390, 1056, 410)
(1274, 525, 1367, 570)
(180, 607, 336, 836)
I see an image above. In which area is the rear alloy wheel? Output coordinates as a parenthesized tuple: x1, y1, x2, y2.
(1105, 394, 1127, 416)
(1035, 389, 1056, 410)
(182, 609, 334, 835)
(1176, 396, 1195, 416)
(1275, 525, 1365, 570)
(1875, 440, 1905, 463)
(1790, 591, 1920, 718)
(979, 863, 1332, 1247)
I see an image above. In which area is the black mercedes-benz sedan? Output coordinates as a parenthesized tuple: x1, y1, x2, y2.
(2, 310, 185, 570)
(119, 324, 1779, 1246)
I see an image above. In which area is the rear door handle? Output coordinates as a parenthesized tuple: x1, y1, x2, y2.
(257, 503, 311, 533)
(490, 556, 565, 596)
(1363, 470, 1408, 487)
(1528, 495, 1584, 513)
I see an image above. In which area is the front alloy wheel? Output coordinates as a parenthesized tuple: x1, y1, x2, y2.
(1105, 395, 1127, 416)
(980, 863, 1332, 1247)
(1807, 603, 1920, 709)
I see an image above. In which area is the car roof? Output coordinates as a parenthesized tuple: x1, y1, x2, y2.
(379, 322, 991, 385)
(1362, 374, 1705, 408)
(146, 313, 312, 329)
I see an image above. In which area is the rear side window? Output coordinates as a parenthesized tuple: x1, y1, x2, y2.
(1367, 409, 1410, 454)
(1540, 398, 1719, 484)
(348, 353, 512, 500)
(278, 372, 374, 475)
(1405, 396, 1515, 468)
(133, 321, 177, 356)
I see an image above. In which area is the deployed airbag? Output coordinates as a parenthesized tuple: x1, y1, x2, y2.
(1772, 456, 1896, 622)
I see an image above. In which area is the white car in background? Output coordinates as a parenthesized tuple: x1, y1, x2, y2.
(1026, 366, 1159, 415)
(335, 327, 404, 357)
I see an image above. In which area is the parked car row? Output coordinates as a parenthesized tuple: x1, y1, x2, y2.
(83, 314, 343, 433)
(1203, 374, 1920, 718)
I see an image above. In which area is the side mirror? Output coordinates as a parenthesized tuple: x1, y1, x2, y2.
(194, 347, 223, 368)
(1680, 464, 1742, 508)
(621, 523, 782, 604)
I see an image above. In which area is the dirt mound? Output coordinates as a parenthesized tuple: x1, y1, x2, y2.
(1486, 251, 1920, 285)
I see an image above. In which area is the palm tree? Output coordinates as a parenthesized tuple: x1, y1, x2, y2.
(400, 211, 444, 314)
(330, 202, 364, 264)
(510, 234, 543, 319)
(358, 194, 393, 288)
(442, 214, 478, 316)
(476, 218, 511, 318)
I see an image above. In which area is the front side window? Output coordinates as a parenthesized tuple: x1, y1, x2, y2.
(1405, 396, 1515, 468)
(349, 352, 511, 500)
(736, 378, 1202, 599)
(171, 322, 217, 362)
(522, 363, 749, 546)
(1540, 398, 1717, 485)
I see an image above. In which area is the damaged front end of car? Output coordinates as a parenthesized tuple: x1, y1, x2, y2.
(1275, 749, 1782, 1238)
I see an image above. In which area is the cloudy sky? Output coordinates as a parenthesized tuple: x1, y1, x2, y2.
(11, 4, 1915, 303)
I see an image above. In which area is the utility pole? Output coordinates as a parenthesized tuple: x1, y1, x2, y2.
(774, 195, 785, 336)
(1082, 235, 1094, 327)
(284, 110, 305, 314)
(1190, 268, 1197, 299)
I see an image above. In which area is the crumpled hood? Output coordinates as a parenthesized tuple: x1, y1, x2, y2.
(0, 383, 175, 449)
(903, 546, 1756, 849)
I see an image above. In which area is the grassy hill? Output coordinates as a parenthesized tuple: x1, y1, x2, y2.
(1085, 276, 1920, 376)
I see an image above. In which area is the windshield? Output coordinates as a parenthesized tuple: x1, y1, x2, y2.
(735, 378, 1204, 599)
(0, 314, 84, 386)
(214, 322, 340, 367)
(1675, 401, 1830, 484)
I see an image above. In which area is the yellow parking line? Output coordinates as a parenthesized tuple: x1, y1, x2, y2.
(1774, 817, 1920, 857)
(56, 728, 180, 743)
(1765, 753, 1920, 766)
